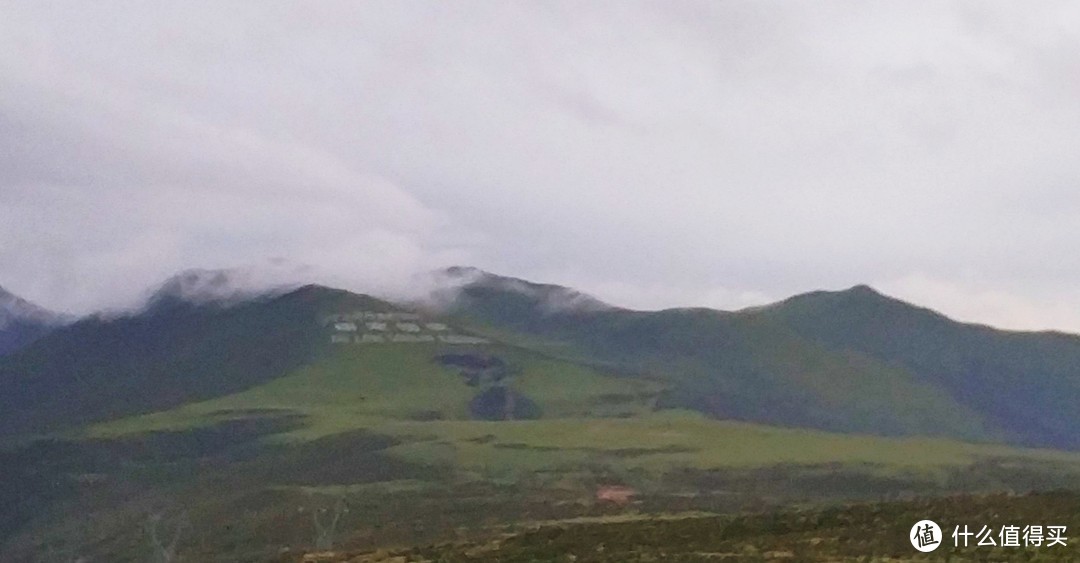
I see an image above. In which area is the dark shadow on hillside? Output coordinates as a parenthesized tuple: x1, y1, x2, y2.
(0, 413, 456, 558)
(0, 413, 305, 548)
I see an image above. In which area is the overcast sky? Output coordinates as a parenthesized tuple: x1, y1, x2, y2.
(3, 1, 1080, 331)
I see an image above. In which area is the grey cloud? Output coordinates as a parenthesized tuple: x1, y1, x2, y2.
(3, 1, 1080, 331)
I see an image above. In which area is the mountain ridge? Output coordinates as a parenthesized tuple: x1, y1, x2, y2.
(2, 268, 1078, 450)
(438, 269, 1080, 450)
(3, 271, 1080, 561)
(145, 267, 302, 312)
(0, 285, 67, 356)
(438, 269, 1004, 330)
(0, 283, 405, 437)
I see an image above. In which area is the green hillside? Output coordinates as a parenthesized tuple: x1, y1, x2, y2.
(23, 325, 1075, 560)
(14, 269, 1070, 453)
(764, 285, 1080, 449)
(442, 269, 1080, 449)
(4, 274, 1080, 560)
(0, 285, 394, 439)
(86, 341, 661, 439)
(87, 341, 1079, 481)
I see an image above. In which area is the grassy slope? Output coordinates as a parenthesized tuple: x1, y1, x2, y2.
(445, 283, 995, 444)
(87, 342, 1080, 483)
(764, 287, 1080, 449)
(444, 273, 1080, 450)
(86, 343, 660, 438)
(17, 334, 1080, 562)
(662, 314, 991, 440)
(0, 285, 401, 440)
(11, 282, 1080, 561)
(386, 413, 1080, 476)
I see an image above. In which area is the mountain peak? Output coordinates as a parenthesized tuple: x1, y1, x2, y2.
(438, 266, 612, 315)
(280, 283, 400, 314)
(792, 284, 894, 304)
(763, 282, 953, 332)
(148, 268, 297, 309)
(838, 284, 887, 299)
(443, 265, 485, 279)
(0, 285, 62, 329)
(0, 285, 66, 355)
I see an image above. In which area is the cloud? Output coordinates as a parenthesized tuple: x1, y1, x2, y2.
(881, 272, 1080, 334)
(0, 4, 473, 313)
(543, 275, 774, 313)
(2, 2, 1080, 330)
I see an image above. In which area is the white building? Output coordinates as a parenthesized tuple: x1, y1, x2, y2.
(390, 333, 434, 343)
(334, 322, 358, 332)
(439, 334, 491, 345)
(396, 322, 421, 333)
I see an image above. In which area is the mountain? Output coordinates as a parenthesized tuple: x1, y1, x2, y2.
(439, 269, 1080, 450)
(145, 267, 299, 310)
(761, 285, 1080, 450)
(4, 268, 1080, 561)
(0, 284, 394, 437)
(0, 285, 65, 356)
(437, 266, 613, 315)
(5, 267, 1078, 450)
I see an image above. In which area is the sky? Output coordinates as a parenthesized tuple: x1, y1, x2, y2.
(3, 1, 1080, 331)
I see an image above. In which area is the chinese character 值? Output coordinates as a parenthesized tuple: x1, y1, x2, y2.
(999, 525, 1020, 547)
(914, 523, 939, 549)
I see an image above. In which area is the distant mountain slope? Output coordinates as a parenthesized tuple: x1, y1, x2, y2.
(5, 267, 1078, 450)
(440, 269, 1079, 450)
(0, 285, 66, 356)
(4, 269, 1080, 561)
(0, 284, 396, 438)
(762, 285, 1080, 450)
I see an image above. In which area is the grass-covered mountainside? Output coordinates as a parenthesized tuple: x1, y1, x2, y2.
(2, 269, 1079, 561)
(0, 284, 395, 439)
(442, 268, 1080, 450)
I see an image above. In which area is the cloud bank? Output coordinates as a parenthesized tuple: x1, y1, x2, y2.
(3, 2, 1080, 331)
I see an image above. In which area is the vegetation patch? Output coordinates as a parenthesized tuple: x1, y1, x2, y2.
(312, 491, 1080, 562)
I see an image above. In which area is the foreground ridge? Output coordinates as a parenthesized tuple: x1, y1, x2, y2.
(293, 491, 1080, 562)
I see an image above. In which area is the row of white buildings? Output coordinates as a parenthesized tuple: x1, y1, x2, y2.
(330, 333, 490, 345)
(325, 310, 488, 345)
(322, 311, 422, 324)
(332, 321, 449, 333)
